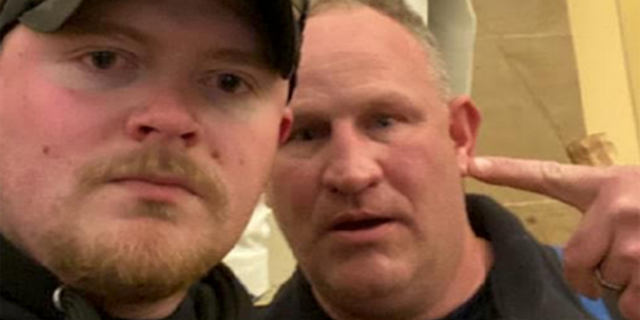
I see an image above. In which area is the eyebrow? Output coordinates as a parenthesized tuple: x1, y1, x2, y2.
(291, 90, 428, 122)
(289, 105, 332, 125)
(201, 48, 271, 71)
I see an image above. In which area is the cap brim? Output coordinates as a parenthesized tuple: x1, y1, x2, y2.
(19, 0, 84, 32)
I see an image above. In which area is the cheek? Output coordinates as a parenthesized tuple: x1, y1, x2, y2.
(208, 116, 281, 213)
(268, 156, 319, 228)
(1, 77, 116, 154)
(268, 164, 314, 256)
(0, 81, 123, 237)
(225, 122, 279, 174)
(1, 87, 79, 189)
(386, 138, 462, 208)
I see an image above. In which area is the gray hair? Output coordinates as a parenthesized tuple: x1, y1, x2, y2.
(309, 0, 453, 101)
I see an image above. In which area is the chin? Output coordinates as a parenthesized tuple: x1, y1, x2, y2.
(42, 214, 223, 302)
(315, 255, 411, 300)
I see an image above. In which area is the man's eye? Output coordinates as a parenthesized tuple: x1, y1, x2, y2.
(373, 115, 396, 128)
(84, 51, 121, 70)
(200, 72, 252, 97)
(212, 73, 253, 95)
(292, 129, 317, 141)
(287, 126, 329, 143)
(217, 74, 243, 93)
(78, 50, 137, 73)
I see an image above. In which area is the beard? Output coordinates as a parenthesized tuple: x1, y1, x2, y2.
(38, 145, 231, 304)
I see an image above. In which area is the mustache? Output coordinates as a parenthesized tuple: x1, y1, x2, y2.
(76, 145, 228, 220)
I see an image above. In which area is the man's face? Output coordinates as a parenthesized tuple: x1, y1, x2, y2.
(0, 0, 290, 301)
(267, 6, 480, 310)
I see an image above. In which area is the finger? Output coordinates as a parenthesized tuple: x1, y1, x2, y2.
(563, 205, 614, 298)
(469, 156, 606, 211)
(602, 203, 640, 320)
(619, 272, 640, 320)
(598, 210, 640, 289)
(564, 265, 602, 299)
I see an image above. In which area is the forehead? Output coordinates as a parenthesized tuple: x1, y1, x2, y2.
(304, 6, 430, 72)
(292, 6, 441, 116)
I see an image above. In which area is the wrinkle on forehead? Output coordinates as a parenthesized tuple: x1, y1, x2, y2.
(301, 50, 395, 89)
(295, 46, 438, 111)
(298, 7, 436, 94)
(303, 6, 431, 64)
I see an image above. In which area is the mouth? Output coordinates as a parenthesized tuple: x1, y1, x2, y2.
(327, 213, 399, 243)
(332, 217, 395, 231)
(110, 175, 199, 200)
(327, 209, 400, 236)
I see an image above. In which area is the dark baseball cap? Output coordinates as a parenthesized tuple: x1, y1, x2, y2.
(0, 0, 308, 81)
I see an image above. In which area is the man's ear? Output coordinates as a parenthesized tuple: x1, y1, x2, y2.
(448, 95, 481, 176)
(278, 108, 293, 145)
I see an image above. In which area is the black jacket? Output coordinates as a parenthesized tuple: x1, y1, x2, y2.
(0, 236, 255, 320)
(259, 195, 606, 320)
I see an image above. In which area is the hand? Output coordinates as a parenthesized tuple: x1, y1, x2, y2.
(468, 156, 640, 320)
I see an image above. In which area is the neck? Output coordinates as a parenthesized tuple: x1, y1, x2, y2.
(99, 290, 189, 320)
(316, 231, 494, 320)
(426, 235, 493, 319)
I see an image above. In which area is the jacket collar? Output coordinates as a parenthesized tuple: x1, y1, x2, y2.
(1, 234, 65, 319)
(466, 194, 595, 320)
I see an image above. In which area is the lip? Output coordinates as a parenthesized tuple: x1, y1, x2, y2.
(325, 210, 401, 241)
(326, 212, 400, 246)
(330, 211, 395, 230)
(110, 175, 199, 197)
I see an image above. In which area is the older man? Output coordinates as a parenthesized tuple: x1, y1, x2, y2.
(0, 0, 306, 319)
(263, 1, 639, 320)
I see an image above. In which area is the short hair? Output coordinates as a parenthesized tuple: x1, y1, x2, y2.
(309, 0, 453, 100)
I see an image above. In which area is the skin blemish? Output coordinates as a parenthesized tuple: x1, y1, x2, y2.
(42, 145, 50, 155)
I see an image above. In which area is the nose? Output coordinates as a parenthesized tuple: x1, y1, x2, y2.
(125, 88, 201, 147)
(321, 127, 383, 196)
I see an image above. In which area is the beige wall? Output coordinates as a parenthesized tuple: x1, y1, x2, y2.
(567, 0, 640, 164)
(468, 0, 585, 245)
(470, 0, 640, 246)
(619, 0, 640, 150)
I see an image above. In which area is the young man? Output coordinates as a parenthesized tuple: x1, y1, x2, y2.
(0, 0, 306, 319)
(263, 1, 639, 319)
